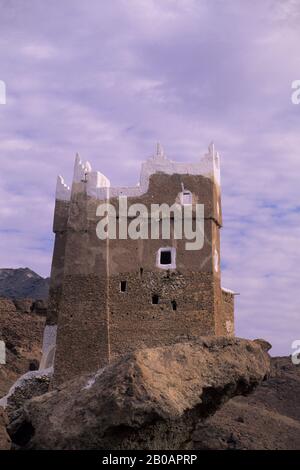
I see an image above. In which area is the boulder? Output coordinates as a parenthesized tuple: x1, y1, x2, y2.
(253, 338, 272, 352)
(0, 298, 45, 397)
(0, 368, 52, 419)
(8, 337, 270, 450)
(193, 356, 300, 449)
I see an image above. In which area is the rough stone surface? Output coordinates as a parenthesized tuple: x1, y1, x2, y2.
(0, 298, 45, 397)
(193, 356, 300, 450)
(1, 369, 52, 419)
(0, 408, 11, 450)
(253, 338, 272, 352)
(8, 337, 270, 450)
(13, 299, 34, 314)
(32, 300, 48, 316)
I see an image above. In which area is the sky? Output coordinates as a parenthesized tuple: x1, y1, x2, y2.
(0, 0, 299, 355)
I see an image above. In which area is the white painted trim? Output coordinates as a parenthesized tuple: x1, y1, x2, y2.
(214, 248, 219, 272)
(180, 190, 193, 205)
(222, 287, 239, 295)
(156, 246, 176, 270)
(55, 143, 221, 201)
(56, 175, 71, 201)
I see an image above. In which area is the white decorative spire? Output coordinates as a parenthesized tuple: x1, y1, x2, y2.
(208, 142, 220, 186)
(208, 141, 215, 157)
(73, 153, 92, 183)
(56, 175, 70, 201)
(85, 161, 92, 174)
(154, 142, 166, 160)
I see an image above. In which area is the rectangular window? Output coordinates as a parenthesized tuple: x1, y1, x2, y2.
(182, 190, 192, 205)
(160, 250, 172, 265)
(120, 280, 127, 292)
(157, 247, 176, 269)
(152, 294, 159, 304)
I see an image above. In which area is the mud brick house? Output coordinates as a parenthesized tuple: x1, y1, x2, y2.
(40, 143, 236, 385)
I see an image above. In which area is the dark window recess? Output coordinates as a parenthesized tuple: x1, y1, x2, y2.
(171, 300, 177, 311)
(160, 250, 172, 265)
(152, 294, 159, 304)
(140, 267, 144, 278)
(120, 281, 127, 292)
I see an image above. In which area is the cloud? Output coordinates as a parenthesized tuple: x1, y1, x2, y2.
(0, 0, 299, 355)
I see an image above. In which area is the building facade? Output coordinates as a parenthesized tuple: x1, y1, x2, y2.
(40, 143, 236, 386)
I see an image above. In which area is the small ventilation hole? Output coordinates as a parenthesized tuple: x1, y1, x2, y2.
(120, 281, 127, 292)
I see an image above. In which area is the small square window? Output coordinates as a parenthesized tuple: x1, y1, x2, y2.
(157, 247, 176, 269)
(181, 190, 192, 205)
(160, 250, 172, 265)
(120, 281, 127, 292)
(152, 294, 159, 304)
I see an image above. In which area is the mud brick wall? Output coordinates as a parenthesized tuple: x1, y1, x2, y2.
(52, 274, 109, 387)
(220, 290, 235, 336)
(109, 271, 216, 359)
(50, 172, 231, 385)
(46, 200, 69, 326)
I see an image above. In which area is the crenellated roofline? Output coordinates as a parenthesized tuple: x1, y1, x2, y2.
(55, 142, 221, 202)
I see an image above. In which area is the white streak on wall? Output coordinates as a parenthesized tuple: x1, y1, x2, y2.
(214, 248, 219, 272)
(226, 320, 234, 335)
(0, 340, 5, 364)
(39, 325, 57, 370)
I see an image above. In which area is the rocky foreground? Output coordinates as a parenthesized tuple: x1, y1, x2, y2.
(0, 303, 299, 450)
(4, 336, 271, 450)
(193, 355, 300, 449)
(0, 298, 46, 397)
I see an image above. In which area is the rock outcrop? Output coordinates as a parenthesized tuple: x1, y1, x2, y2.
(8, 337, 270, 450)
(0, 408, 11, 450)
(12, 299, 48, 316)
(0, 368, 52, 418)
(193, 356, 300, 449)
(0, 298, 45, 397)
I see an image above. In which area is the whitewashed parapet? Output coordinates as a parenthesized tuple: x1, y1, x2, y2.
(73, 153, 91, 183)
(56, 175, 71, 201)
(72, 153, 110, 198)
(138, 141, 221, 194)
(55, 143, 221, 201)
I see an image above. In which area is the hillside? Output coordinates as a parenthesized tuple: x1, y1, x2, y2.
(0, 268, 49, 300)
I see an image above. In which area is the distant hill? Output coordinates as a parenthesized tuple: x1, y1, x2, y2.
(0, 268, 50, 300)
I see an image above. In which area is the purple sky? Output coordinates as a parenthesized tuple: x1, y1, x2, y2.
(0, 0, 300, 355)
